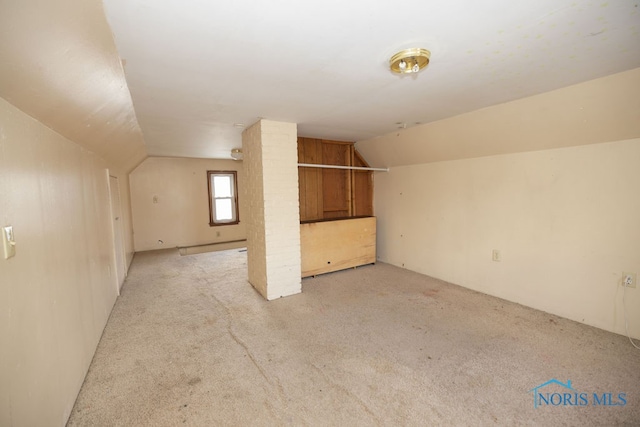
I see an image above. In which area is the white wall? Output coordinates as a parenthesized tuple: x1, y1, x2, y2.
(374, 139, 640, 338)
(129, 157, 246, 251)
(0, 97, 126, 426)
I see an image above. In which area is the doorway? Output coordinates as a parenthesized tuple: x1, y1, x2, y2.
(109, 174, 126, 292)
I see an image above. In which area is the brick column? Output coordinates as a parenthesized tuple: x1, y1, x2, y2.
(242, 120, 301, 300)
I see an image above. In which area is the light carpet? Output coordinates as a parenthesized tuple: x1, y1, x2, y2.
(68, 248, 640, 426)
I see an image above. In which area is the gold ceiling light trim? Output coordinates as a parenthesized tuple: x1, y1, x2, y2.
(389, 48, 431, 74)
(230, 148, 243, 160)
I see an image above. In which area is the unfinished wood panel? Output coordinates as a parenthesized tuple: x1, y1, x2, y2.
(298, 140, 306, 219)
(297, 137, 323, 221)
(297, 137, 374, 221)
(322, 142, 350, 218)
(300, 216, 376, 277)
(352, 150, 373, 216)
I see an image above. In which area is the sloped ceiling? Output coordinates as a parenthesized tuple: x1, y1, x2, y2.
(0, 0, 146, 173)
(103, 0, 640, 160)
(356, 68, 640, 167)
(1, 1, 637, 166)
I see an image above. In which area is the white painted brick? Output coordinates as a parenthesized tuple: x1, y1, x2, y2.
(242, 119, 301, 300)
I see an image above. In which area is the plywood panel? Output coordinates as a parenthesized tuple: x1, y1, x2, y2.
(300, 216, 376, 277)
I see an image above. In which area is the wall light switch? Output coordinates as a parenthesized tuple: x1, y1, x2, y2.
(3, 226, 16, 259)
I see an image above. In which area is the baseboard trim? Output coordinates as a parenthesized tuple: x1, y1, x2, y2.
(178, 239, 247, 256)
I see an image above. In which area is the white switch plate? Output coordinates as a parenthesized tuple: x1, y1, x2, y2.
(3, 226, 16, 259)
(492, 249, 501, 262)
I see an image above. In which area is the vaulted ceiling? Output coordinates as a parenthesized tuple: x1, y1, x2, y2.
(103, 0, 640, 159)
(1, 1, 639, 165)
(0, 0, 147, 173)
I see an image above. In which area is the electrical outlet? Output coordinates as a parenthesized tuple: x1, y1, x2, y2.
(492, 249, 501, 262)
(622, 272, 637, 288)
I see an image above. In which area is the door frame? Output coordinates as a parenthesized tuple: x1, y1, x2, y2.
(108, 172, 127, 294)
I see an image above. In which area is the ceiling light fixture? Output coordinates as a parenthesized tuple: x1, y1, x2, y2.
(230, 148, 243, 161)
(389, 48, 431, 74)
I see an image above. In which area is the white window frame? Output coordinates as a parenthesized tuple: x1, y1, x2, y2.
(207, 170, 239, 226)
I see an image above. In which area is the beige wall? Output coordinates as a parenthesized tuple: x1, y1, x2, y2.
(374, 139, 640, 338)
(0, 97, 129, 425)
(129, 157, 246, 251)
(357, 68, 640, 168)
(361, 68, 640, 340)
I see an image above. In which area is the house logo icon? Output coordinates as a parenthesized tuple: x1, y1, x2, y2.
(529, 379, 577, 409)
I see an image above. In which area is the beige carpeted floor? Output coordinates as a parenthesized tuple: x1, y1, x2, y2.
(68, 248, 640, 426)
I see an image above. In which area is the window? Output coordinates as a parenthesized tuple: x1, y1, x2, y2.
(207, 171, 239, 226)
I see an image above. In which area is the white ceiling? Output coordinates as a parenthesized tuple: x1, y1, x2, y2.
(103, 0, 640, 160)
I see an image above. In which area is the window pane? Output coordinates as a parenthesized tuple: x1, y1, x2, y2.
(213, 176, 232, 198)
(215, 198, 234, 221)
(207, 171, 238, 226)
